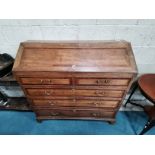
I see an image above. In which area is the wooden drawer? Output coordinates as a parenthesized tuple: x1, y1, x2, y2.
(76, 78, 130, 86)
(32, 99, 120, 108)
(35, 108, 115, 118)
(26, 89, 73, 96)
(26, 88, 124, 98)
(20, 77, 70, 85)
(75, 89, 124, 98)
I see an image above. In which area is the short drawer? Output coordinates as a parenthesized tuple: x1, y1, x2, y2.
(76, 78, 130, 86)
(32, 99, 120, 108)
(20, 77, 70, 85)
(75, 89, 124, 98)
(35, 108, 115, 118)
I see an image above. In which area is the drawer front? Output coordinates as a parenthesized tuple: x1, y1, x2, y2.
(35, 109, 115, 118)
(32, 99, 120, 108)
(26, 89, 73, 96)
(20, 78, 70, 85)
(75, 90, 124, 98)
(26, 88, 124, 98)
(76, 78, 130, 86)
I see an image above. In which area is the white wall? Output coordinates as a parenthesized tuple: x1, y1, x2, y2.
(0, 19, 155, 73)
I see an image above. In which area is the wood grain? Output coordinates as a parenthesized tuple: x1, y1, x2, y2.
(32, 99, 120, 109)
(13, 41, 137, 73)
(20, 77, 70, 85)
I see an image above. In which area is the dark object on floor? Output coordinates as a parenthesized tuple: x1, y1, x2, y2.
(0, 75, 30, 111)
(125, 74, 155, 135)
(0, 97, 31, 111)
(0, 53, 14, 78)
(0, 91, 8, 105)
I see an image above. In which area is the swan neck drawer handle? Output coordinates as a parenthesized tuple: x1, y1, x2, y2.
(72, 109, 77, 112)
(51, 112, 59, 116)
(45, 90, 51, 95)
(48, 101, 56, 106)
(40, 79, 53, 84)
(92, 113, 100, 117)
(96, 79, 110, 84)
(95, 90, 106, 96)
(93, 102, 101, 106)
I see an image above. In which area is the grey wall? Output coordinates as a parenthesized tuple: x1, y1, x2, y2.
(0, 19, 155, 74)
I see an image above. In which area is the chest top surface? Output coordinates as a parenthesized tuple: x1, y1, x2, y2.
(13, 40, 137, 73)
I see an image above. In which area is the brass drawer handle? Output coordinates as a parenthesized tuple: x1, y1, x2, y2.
(50, 112, 59, 116)
(72, 109, 77, 112)
(73, 99, 76, 102)
(96, 79, 110, 84)
(93, 102, 101, 106)
(95, 90, 106, 96)
(92, 113, 100, 117)
(44, 90, 52, 95)
(40, 79, 53, 84)
(48, 101, 57, 106)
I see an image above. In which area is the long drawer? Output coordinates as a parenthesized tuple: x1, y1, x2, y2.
(32, 99, 120, 108)
(20, 77, 70, 85)
(26, 88, 124, 98)
(35, 108, 115, 118)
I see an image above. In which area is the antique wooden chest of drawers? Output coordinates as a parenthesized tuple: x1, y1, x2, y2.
(13, 41, 137, 123)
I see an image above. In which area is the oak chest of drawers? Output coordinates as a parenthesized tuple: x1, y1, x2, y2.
(13, 41, 137, 123)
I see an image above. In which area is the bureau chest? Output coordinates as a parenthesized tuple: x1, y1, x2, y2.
(13, 41, 137, 123)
